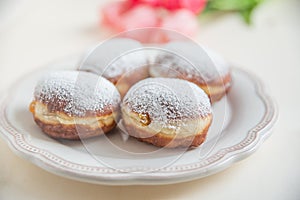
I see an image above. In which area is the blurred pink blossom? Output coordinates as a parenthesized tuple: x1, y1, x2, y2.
(179, 0, 206, 14)
(101, 0, 206, 42)
(101, 1, 128, 32)
(102, 2, 159, 32)
(129, 0, 161, 7)
(121, 5, 160, 30)
(161, 9, 199, 39)
(128, 0, 206, 14)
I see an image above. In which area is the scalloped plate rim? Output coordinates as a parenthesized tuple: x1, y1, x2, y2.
(0, 64, 278, 185)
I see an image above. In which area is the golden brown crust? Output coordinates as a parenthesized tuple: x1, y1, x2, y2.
(122, 116, 212, 148)
(83, 66, 149, 99)
(109, 66, 149, 98)
(30, 100, 119, 118)
(30, 101, 118, 139)
(149, 64, 232, 103)
(33, 117, 116, 140)
(186, 73, 232, 103)
(137, 132, 207, 148)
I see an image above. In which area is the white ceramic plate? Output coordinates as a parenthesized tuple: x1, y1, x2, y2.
(0, 58, 278, 185)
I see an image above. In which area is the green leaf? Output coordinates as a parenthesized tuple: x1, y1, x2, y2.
(207, 0, 254, 11)
(204, 0, 263, 24)
(240, 8, 253, 24)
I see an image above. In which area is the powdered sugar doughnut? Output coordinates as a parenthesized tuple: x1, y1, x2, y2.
(149, 41, 232, 102)
(121, 78, 212, 148)
(79, 38, 149, 98)
(29, 71, 121, 139)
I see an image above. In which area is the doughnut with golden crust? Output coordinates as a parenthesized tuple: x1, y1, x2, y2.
(149, 41, 232, 103)
(121, 78, 213, 148)
(79, 38, 149, 98)
(29, 71, 121, 139)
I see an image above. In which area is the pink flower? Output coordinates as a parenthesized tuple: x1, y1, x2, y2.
(128, 0, 206, 14)
(159, 0, 181, 11)
(179, 0, 206, 14)
(101, 2, 159, 32)
(101, 1, 129, 31)
(101, 1, 202, 43)
(161, 9, 199, 39)
(121, 4, 159, 30)
(124, 9, 199, 43)
(128, 0, 161, 7)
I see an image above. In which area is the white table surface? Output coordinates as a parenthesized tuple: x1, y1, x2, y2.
(0, 0, 299, 199)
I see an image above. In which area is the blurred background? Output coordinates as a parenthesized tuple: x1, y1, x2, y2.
(0, 0, 299, 93)
(0, 0, 299, 199)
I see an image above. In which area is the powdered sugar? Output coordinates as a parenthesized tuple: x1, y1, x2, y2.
(34, 71, 121, 117)
(79, 38, 148, 79)
(149, 41, 230, 82)
(122, 78, 211, 128)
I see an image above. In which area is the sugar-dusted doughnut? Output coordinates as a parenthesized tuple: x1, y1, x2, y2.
(149, 41, 231, 102)
(121, 78, 212, 148)
(30, 71, 121, 139)
(79, 38, 149, 98)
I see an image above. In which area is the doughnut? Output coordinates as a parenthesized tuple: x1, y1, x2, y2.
(79, 38, 149, 98)
(121, 78, 212, 148)
(29, 71, 121, 139)
(149, 41, 232, 102)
